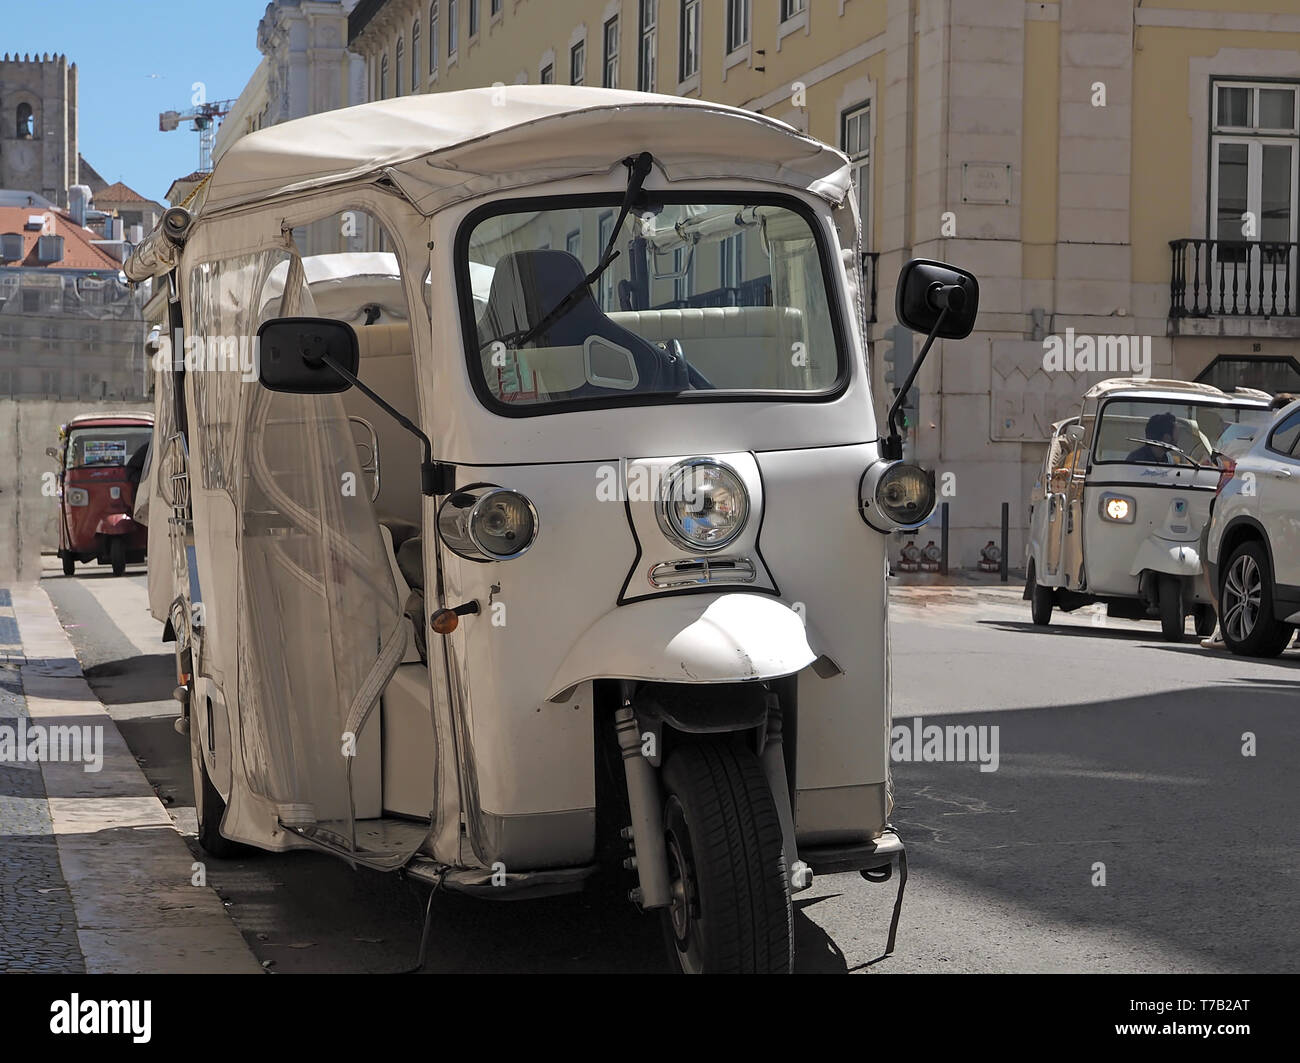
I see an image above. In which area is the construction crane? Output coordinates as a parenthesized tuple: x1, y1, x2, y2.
(158, 99, 237, 174)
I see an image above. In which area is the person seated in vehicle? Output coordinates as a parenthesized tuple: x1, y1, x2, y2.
(125, 442, 149, 485)
(1126, 412, 1178, 464)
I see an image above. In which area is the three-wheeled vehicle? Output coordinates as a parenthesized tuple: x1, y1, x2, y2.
(127, 86, 979, 973)
(1025, 378, 1272, 640)
(49, 412, 153, 577)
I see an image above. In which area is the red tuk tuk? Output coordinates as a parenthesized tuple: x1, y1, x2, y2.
(51, 413, 154, 576)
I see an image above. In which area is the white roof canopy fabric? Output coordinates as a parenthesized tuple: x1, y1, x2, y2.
(200, 86, 853, 217)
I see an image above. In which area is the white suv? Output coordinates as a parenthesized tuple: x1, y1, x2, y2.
(1207, 399, 1300, 656)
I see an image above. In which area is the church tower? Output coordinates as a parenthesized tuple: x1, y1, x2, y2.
(0, 52, 78, 206)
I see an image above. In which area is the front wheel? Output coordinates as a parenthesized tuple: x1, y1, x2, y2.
(1157, 573, 1185, 642)
(109, 536, 126, 577)
(1027, 562, 1054, 626)
(660, 742, 792, 974)
(1220, 541, 1294, 658)
(189, 690, 247, 859)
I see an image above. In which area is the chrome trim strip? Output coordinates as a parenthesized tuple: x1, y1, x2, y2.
(647, 555, 757, 588)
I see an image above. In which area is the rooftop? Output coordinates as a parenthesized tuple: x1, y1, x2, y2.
(0, 206, 121, 270)
(95, 181, 155, 207)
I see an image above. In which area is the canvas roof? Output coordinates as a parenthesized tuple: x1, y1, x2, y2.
(198, 86, 853, 218)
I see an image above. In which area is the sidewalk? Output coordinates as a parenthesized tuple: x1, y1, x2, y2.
(888, 568, 1027, 607)
(0, 582, 261, 974)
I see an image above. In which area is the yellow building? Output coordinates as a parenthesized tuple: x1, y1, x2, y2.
(348, 0, 1300, 565)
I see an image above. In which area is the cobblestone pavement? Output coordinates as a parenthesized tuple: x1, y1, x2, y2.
(0, 649, 86, 972)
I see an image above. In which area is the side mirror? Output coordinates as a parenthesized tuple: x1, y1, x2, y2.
(1065, 424, 1085, 444)
(895, 259, 980, 340)
(256, 317, 359, 394)
(45, 446, 60, 460)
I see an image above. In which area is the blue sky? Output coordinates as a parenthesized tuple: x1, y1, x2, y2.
(14, 0, 273, 203)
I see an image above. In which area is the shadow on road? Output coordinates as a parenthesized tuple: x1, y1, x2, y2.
(890, 679, 1300, 972)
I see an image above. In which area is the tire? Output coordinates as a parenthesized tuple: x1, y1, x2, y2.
(109, 536, 126, 577)
(659, 741, 792, 974)
(61, 554, 75, 577)
(189, 691, 247, 859)
(1027, 562, 1054, 626)
(1194, 605, 1217, 638)
(1157, 573, 1186, 642)
(1219, 541, 1294, 658)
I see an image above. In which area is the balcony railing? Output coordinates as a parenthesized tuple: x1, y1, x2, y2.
(1170, 238, 1298, 318)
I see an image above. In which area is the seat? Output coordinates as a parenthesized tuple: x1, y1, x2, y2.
(477, 249, 680, 399)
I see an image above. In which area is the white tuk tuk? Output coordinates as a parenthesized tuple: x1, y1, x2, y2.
(127, 86, 980, 973)
(1025, 377, 1272, 641)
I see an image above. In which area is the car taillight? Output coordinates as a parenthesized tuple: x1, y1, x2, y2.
(1216, 457, 1237, 495)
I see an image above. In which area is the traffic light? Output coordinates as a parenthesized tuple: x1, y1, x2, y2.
(881, 325, 918, 433)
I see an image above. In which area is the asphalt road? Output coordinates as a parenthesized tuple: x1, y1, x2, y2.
(41, 562, 1300, 973)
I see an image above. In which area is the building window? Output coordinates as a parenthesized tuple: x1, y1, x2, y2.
(430, 2, 439, 72)
(412, 20, 421, 91)
(598, 211, 615, 308)
(566, 229, 582, 260)
(780, 0, 805, 22)
(571, 40, 585, 85)
(491, 0, 502, 15)
(638, 1, 657, 93)
(469, 0, 479, 38)
(1210, 81, 1298, 253)
(674, 245, 695, 303)
(726, 0, 750, 53)
(1196, 355, 1300, 396)
(842, 101, 871, 248)
(679, 0, 700, 82)
(603, 16, 619, 87)
(16, 102, 35, 138)
(380, 53, 390, 99)
(540, 62, 554, 84)
(720, 233, 744, 290)
(448, 0, 459, 55)
(395, 37, 405, 95)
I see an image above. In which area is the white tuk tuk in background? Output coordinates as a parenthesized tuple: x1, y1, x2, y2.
(127, 86, 981, 973)
(1025, 377, 1272, 641)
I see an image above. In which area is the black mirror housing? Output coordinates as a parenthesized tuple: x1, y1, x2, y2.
(895, 259, 980, 339)
(257, 317, 359, 394)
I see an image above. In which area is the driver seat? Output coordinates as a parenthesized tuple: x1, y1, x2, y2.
(477, 250, 682, 398)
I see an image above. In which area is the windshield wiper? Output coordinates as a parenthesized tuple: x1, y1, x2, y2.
(1125, 437, 1209, 468)
(485, 152, 654, 352)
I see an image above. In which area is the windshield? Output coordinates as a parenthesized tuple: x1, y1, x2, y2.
(1093, 399, 1272, 466)
(67, 426, 152, 469)
(460, 197, 843, 411)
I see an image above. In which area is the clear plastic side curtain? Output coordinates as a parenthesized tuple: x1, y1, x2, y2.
(187, 247, 405, 861)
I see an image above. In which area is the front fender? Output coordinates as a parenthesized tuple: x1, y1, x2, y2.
(1130, 537, 1201, 578)
(97, 512, 138, 535)
(546, 593, 834, 702)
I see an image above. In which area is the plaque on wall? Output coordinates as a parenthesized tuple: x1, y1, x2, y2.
(961, 162, 1013, 205)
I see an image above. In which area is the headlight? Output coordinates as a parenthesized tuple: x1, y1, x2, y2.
(1100, 492, 1135, 523)
(656, 460, 749, 552)
(858, 461, 936, 533)
(65, 487, 89, 507)
(437, 486, 539, 561)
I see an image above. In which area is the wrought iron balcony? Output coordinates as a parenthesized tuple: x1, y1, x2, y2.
(1169, 237, 1297, 319)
